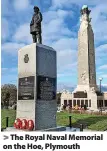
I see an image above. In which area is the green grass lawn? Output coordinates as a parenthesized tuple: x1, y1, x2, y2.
(1, 109, 107, 131)
(57, 112, 107, 131)
(1, 109, 16, 128)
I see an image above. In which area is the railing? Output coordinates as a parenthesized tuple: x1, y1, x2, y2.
(68, 115, 87, 131)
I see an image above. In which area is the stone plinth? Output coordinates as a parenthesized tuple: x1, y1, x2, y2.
(17, 43, 57, 130)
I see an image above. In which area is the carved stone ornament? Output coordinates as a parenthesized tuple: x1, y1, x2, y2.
(24, 54, 29, 63)
(91, 87, 95, 93)
(81, 71, 86, 82)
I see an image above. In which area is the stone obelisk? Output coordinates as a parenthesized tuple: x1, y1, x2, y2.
(61, 6, 103, 111)
(75, 5, 98, 92)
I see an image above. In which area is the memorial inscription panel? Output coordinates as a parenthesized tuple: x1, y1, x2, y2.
(18, 76, 35, 100)
(37, 76, 56, 100)
(74, 91, 87, 98)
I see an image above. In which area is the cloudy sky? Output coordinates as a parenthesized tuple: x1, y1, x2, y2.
(1, 0, 107, 90)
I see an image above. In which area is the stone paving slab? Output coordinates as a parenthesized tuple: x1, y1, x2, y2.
(3, 127, 104, 132)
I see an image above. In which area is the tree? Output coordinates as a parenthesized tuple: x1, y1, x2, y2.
(1, 84, 17, 108)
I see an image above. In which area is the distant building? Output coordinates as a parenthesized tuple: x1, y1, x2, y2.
(61, 90, 107, 110)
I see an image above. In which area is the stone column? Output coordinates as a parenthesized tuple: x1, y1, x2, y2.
(17, 43, 57, 130)
(61, 99, 64, 106)
(103, 100, 105, 109)
(87, 100, 88, 107)
(72, 100, 74, 107)
(76, 100, 77, 105)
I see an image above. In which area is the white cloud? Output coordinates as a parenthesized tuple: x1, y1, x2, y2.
(1, 18, 9, 41)
(13, 0, 30, 11)
(57, 48, 77, 73)
(102, 74, 107, 78)
(102, 84, 107, 87)
(57, 63, 77, 77)
(2, 42, 25, 54)
(57, 82, 76, 91)
(65, 62, 77, 71)
(43, 19, 74, 45)
(52, 0, 77, 8)
(99, 65, 107, 70)
(52, 38, 77, 51)
(91, 4, 107, 42)
(52, 0, 107, 9)
(43, 9, 73, 23)
(97, 71, 104, 75)
(42, 8, 76, 45)
(57, 72, 73, 78)
(13, 23, 32, 43)
(50, 37, 77, 74)
(57, 9, 73, 18)
(12, 8, 76, 47)
(95, 44, 107, 67)
(12, 4, 76, 44)
(96, 44, 107, 52)
(51, 0, 107, 44)
(2, 67, 17, 74)
(1, 0, 13, 16)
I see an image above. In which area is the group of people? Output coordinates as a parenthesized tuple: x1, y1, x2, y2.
(61, 104, 87, 111)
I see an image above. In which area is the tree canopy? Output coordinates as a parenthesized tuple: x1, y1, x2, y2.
(1, 84, 17, 108)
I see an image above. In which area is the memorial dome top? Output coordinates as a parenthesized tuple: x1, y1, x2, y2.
(82, 5, 88, 9)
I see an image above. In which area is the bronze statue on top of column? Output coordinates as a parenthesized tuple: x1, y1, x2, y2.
(30, 6, 42, 44)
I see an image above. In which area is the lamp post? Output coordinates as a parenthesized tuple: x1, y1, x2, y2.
(99, 77, 103, 114)
(99, 77, 103, 93)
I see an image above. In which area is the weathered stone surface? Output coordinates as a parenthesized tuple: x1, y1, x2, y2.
(77, 6, 98, 91)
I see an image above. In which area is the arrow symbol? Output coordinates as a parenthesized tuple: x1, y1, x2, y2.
(3, 135, 9, 140)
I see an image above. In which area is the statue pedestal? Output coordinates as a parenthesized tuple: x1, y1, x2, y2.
(17, 43, 57, 130)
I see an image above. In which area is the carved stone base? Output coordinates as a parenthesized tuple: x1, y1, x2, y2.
(73, 85, 99, 93)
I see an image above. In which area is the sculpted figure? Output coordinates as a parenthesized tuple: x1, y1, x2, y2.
(30, 6, 42, 43)
(91, 87, 95, 93)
